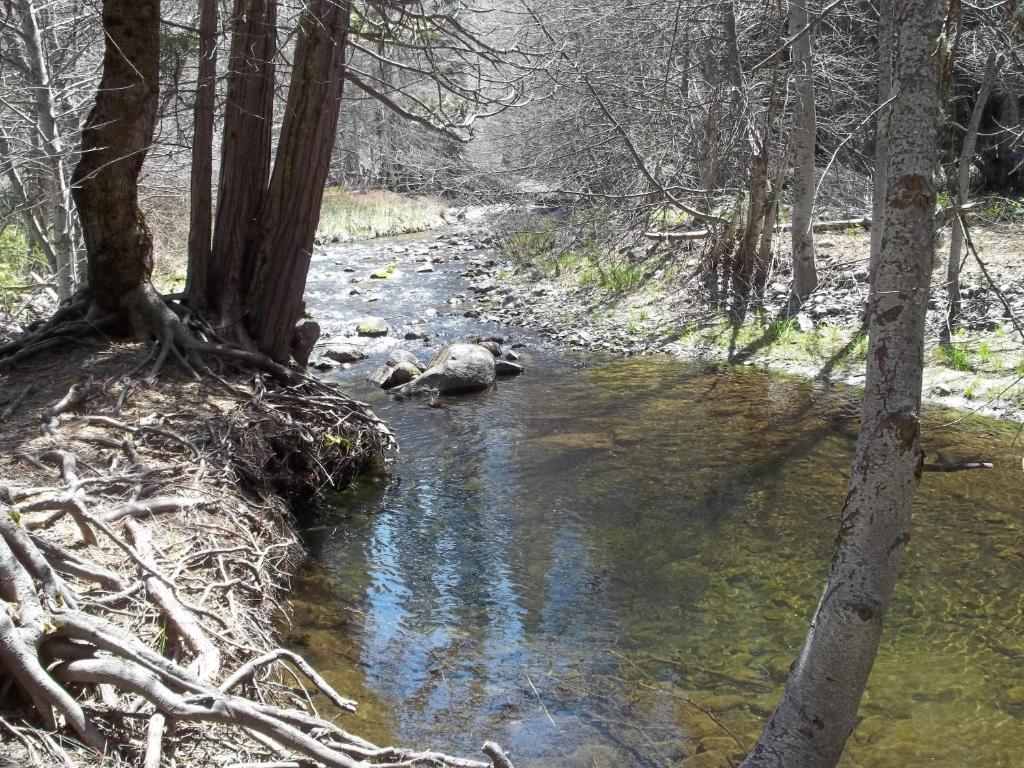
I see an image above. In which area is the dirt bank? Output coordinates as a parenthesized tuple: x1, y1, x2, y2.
(0, 342, 512, 768)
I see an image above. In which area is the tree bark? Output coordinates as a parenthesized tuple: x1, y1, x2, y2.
(70, 0, 160, 318)
(205, 0, 277, 332)
(246, 0, 352, 362)
(789, 0, 818, 305)
(740, 0, 944, 765)
(868, 0, 893, 283)
(184, 0, 219, 304)
(14, 0, 79, 299)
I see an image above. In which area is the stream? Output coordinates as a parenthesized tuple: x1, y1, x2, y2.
(290, 223, 1024, 768)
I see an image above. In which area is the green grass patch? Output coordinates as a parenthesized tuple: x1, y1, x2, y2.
(977, 195, 1024, 226)
(934, 343, 973, 372)
(317, 189, 446, 242)
(0, 224, 45, 287)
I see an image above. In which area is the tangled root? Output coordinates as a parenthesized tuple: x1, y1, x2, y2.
(0, 362, 509, 767)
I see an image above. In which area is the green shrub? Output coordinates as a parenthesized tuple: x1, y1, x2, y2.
(0, 225, 44, 287)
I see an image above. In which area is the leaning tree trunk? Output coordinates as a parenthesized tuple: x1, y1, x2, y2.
(184, 0, 219, 304)
(789, 0, 818, 306)
(944, 51, 1000, 336)
(70, 0, 160, 318)
(740, 0, 944, 765)
(246, 0, 352, 363)
(203, 0, 277, 333)
(868, 0, 893, 283)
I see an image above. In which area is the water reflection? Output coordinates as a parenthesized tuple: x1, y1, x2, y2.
(290, 236, 1024, 768)
(289, 354, 1024, 768)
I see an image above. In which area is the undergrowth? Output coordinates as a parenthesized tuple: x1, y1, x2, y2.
(316, 188, 447, 242)
(0, 224, 44, 286)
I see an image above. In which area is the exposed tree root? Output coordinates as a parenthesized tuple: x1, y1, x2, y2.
(1, 283, 295, 384)
(0, 360, 510, 767)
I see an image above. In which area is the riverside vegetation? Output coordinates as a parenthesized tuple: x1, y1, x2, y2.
(485, 204, 1024, 421)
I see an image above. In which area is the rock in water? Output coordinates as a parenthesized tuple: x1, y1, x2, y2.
(495, 360, 523, 377)
(291, 320, 320, 367)
(375, 362, 420, 389)
(355, 317, 388, 337)
(324, 344, 366, 364)
(478, 341, 501, 356)
(393, 343, 496, 395)
(386, 349, 424, 371)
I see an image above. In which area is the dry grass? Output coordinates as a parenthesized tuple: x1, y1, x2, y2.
(316, 188, 449, 243)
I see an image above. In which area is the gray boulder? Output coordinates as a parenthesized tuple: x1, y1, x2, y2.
(291, 320, 320, 367)
(325, 344, 367, 364)
(393, 343, 495, 395)
(495, 360, 523, 377)
(387, 349, 424, 370)
(369, 360, 421, 389)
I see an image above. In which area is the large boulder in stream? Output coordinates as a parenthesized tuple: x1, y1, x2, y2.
(392, 343, 496, 395)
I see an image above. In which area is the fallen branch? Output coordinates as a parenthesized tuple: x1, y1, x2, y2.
(646, 216, 872, 241)
(922, 461, 994, 472)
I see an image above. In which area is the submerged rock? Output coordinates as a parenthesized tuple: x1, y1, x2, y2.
(392, 343, 496, 395)
(679, 751, 734, 768)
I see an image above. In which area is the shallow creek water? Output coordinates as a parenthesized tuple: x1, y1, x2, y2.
(291, 228, 1024, 768)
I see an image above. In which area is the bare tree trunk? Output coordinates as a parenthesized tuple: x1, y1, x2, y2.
(944, 51, 1000, 336)
(14, 0, 78, 299)
(733, 148, 769, 312)
(740, 0, 944, 765)
(71, 0, 160, 318)
(868, 0, 893, 283)
(734, 74, 779, 316)
(185, 0, 219, 303)
(206, 0, 277, 332)
(246, 0, 352, 362)
(789, 0, 818, 306)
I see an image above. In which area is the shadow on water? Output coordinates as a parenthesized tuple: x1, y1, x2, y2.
(288, 233, 1024, 768)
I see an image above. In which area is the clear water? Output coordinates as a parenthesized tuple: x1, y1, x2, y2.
(291, 231, 1024, 768)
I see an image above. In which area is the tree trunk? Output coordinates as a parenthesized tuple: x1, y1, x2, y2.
(944, 51, 1000, 335)
(789, 0, 818, 305)
(868, 0, 893, 283)
(71, 0, 160, 318)
(246, 0, 352, 363)
(14, 0, 79, 300)
(205, 0, 277, 331)
(184, 0, 219, 303)
(740, 0, 944, 765)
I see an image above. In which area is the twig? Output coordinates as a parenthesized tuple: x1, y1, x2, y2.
(524, 673, 556, 728)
